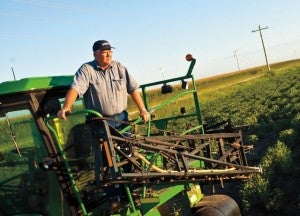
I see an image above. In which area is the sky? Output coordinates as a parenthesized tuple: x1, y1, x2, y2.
(1, 0, 300, 85)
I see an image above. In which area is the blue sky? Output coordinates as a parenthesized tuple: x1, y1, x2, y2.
(1, 0, 300, 84)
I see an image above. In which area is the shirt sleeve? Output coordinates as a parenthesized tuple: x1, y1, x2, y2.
(125, 68, 140, 94)
(71, 64, 91, 98)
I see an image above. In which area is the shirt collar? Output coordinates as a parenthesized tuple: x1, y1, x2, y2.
(93, 60, 113, 71)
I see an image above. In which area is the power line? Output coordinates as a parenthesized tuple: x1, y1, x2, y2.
(252, 25, 271, 72)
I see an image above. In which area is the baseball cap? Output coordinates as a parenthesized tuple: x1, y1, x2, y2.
(92, 40, 114, 52)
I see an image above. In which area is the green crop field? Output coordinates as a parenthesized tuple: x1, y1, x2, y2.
(127, 59, 300, 215)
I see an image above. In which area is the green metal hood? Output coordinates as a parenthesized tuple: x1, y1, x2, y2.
(0, 76, 73, 95)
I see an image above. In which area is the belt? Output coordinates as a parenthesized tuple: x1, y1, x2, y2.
(86, 111, 124, 121)
(103, 113, 122, 118)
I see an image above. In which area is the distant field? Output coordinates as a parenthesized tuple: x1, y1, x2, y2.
(128, 59, 300, 121)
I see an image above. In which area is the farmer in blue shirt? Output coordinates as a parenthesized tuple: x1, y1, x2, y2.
(57, 40, 150, 185)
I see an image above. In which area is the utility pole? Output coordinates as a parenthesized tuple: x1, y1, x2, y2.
(234, 49, 241, 71)
(252, 25, 271, 72)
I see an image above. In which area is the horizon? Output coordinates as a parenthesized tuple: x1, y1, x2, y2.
(1, 57, 299, 85)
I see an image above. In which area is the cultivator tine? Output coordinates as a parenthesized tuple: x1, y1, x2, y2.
(99, 122, 262, 185)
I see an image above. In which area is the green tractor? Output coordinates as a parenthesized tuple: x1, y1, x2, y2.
(0, 54, 261, 216)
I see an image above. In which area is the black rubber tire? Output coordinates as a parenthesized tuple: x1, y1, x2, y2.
(194, 206, 224, 216)
(192, 194, 240, 216)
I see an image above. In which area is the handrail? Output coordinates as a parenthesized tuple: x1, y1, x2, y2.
(45, 109, 103, 215)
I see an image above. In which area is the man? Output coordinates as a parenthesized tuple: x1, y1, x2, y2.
(57, 39, 150, 184)
(57, 40, 149, 123)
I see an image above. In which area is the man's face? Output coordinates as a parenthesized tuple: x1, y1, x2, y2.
(94, 50, 113, 67)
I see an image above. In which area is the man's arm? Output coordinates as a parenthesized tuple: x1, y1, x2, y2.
(130, 89, 150, 123)
(57, 88, 79, 120)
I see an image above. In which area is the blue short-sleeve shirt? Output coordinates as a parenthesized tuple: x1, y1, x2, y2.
(71, 60, 139, 116)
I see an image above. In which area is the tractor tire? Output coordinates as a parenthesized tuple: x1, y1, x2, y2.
(192, 194, 240, 216)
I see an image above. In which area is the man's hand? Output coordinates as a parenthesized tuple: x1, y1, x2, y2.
(57, 108, 71, 121)
(140, 109, 151, 123)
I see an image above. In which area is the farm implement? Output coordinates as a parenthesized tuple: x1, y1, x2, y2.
(0, 54, 261, 215)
